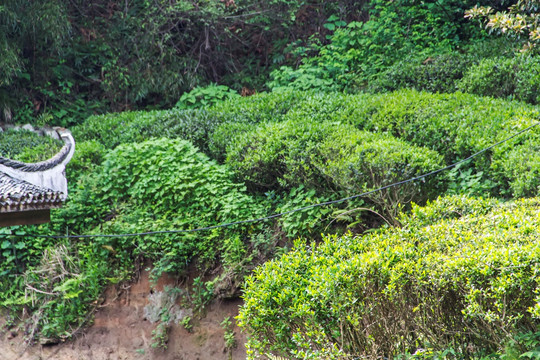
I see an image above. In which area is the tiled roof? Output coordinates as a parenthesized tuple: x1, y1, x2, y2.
(0, 172, 64, 213)
(0, 126, 74, 222)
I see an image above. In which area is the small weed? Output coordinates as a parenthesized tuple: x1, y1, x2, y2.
(151, 322, 169, 350)
(221, 316, 237, 350)
(192, 277, 214, 314)
(180, 316, 193, 333)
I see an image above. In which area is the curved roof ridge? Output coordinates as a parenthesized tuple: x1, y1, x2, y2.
(0, 141, 72, 172)
(0, 127, 74, 172)
(0, 127, 75, 197)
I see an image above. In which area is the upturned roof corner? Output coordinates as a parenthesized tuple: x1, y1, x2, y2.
(0, 125, 75, 226)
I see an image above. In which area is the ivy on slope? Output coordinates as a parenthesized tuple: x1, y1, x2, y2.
(238, 195, 540, 359)
(57, 138, 267, 276)
(1, 138, 273, 343)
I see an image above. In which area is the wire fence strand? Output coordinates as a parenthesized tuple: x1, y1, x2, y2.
(3, 121, 539, 239)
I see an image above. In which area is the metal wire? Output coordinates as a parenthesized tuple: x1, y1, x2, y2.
(4, 121, 539, 239)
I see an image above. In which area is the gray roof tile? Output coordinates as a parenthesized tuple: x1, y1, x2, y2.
(0, 172, 63, 213)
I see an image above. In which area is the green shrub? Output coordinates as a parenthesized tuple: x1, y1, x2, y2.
(210, 90, 540, 199)
(276, 186, 333, 239)
(458, 56, 540, 104)
(72, 108, 222, 153)
(333, 90, 540, 194)
(57, 138, 266, 275)
(492, 142, 540, 197)
(209, 89, 305, 124)
(458, 57, 519, 100)
(225, 119, 444, 221)
(319, 126, 444, 220)
(225, 120, 337, 192)
(267, 0, 489, 93)
(369, 38, 517, 95)
(208, 121, 260, 162)
(248, 90, 535, 172)
(399, 194, 498, 227)
(238, 196, 540, 359)
(73, 89, 540, 200)
(370, 52, 475, 94)
(176, 84, 240, 109)
(65, 140, 107, 183)
(73, 92, 304, 160)
(268, 65, 339, 92)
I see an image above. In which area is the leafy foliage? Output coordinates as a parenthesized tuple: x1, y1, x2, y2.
(65, 140, 107, 183)
(72, 108, 223, 155)
(57, 138, 266, 276)
(6, 1, 540, 351)
(239, 196, 540, 359)
(176, 84, 239, 109)
(224, 118, 443, 221)
(0, 0, 364, 125)
(458, 55, 540, 104)
(74, 89, 540, 199)
(268, 0, 492, 92)
(369, 52, 477, 94)
(466, 1, 540, 52)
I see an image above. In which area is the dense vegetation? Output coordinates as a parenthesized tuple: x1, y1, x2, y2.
(3, 0, 540, 359)
(239, 196, 540, 358)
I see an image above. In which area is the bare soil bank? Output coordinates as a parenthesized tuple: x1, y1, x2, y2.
(0, 268, 246, 360)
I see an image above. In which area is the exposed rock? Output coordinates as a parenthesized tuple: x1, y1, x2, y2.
(43, 128, 61, 140)
(22, 124, 34, 132)
(39, 336, 60, 345)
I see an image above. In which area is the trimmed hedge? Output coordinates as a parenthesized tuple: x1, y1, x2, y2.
(370, 52, 476, 94)
(277, 90, 540, 197)
(225, 119, 444, 220)
(71, 108, 221, 153)
(73, 89, 540, 198)
(238, 195, 540, 359)
(368, 39, 517, 96)
(458, 56, 540, 105)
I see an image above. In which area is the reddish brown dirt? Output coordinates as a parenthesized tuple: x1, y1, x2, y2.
(0, 268, 247, 360)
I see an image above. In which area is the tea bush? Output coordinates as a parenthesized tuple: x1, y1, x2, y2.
(283, 90, 540, 196)
(491, 141, 540, 197)
(370, 52, 476, 94)
(458, 56, 540, 104)
(225, 118, 444, 220)
(238, 195, 540, 359)
(209, 89, 305, 124)
(368, 39, 517, 95)
(74, 90, 540, 197)
(72, 108, 222, 154)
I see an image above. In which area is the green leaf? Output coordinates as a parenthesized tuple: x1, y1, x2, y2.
(323, 23, 336, 31)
